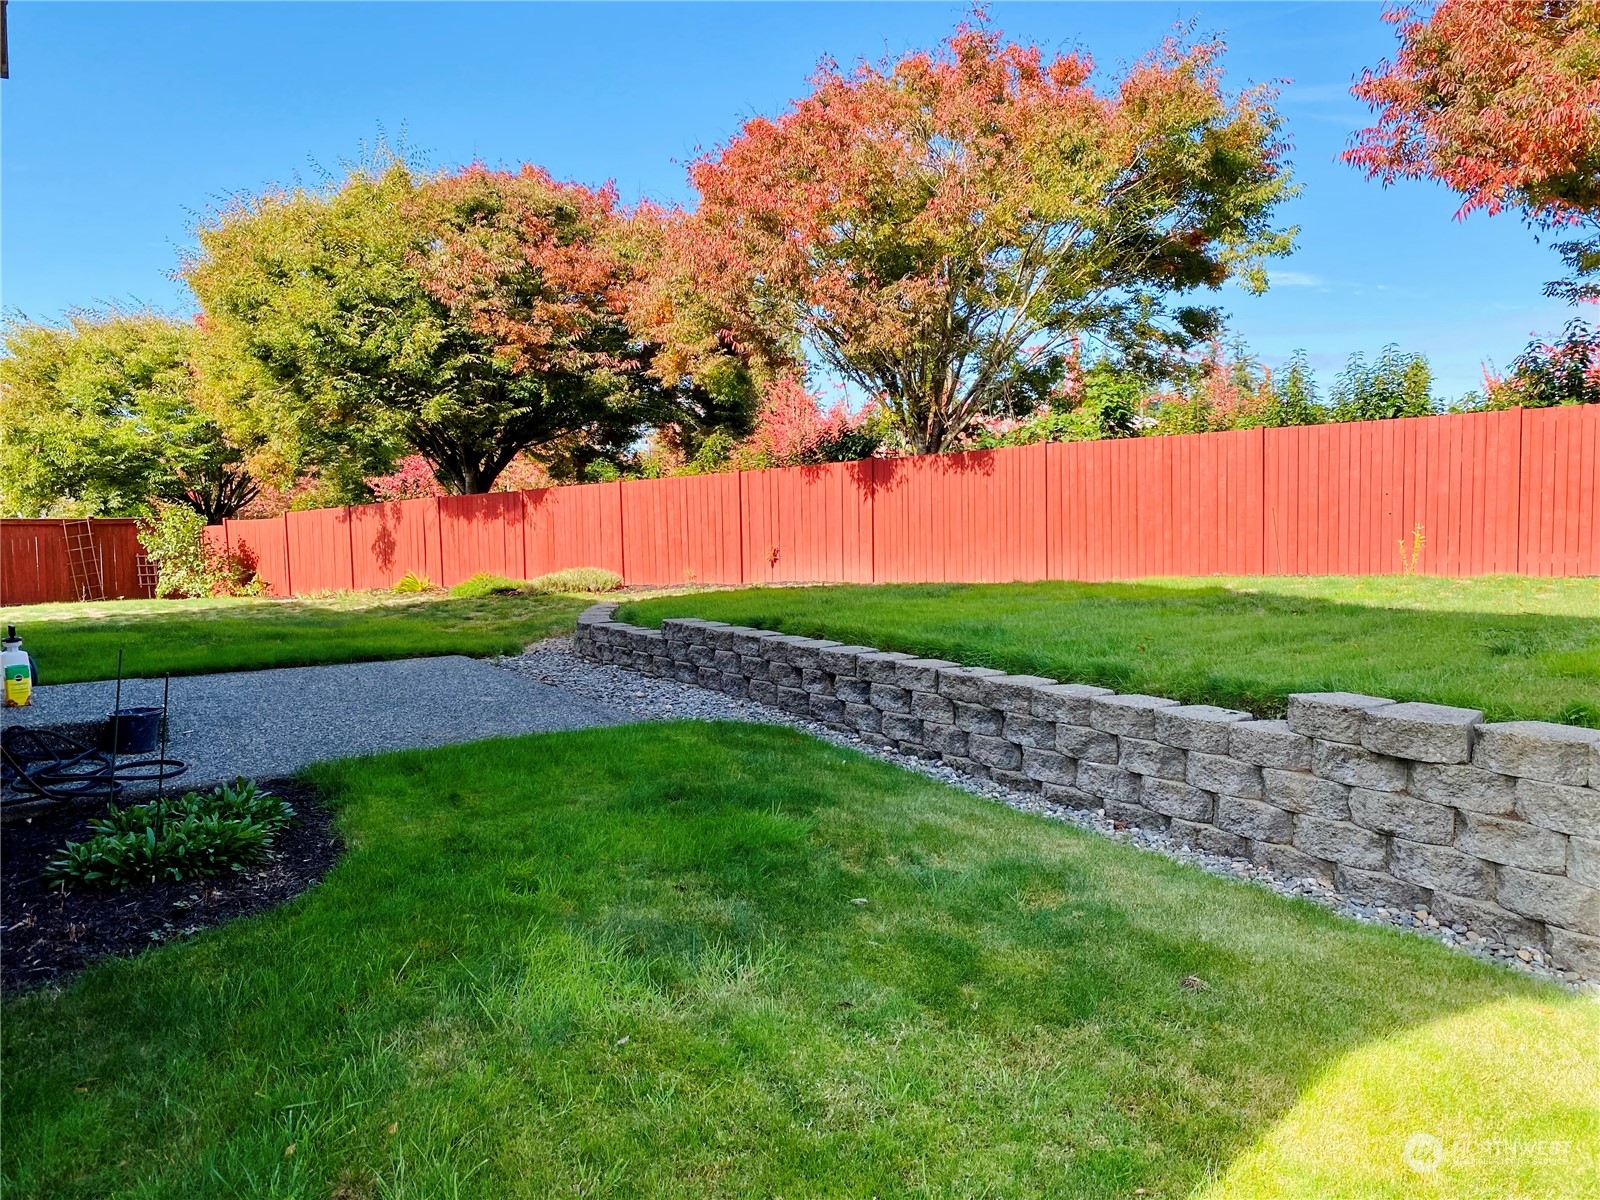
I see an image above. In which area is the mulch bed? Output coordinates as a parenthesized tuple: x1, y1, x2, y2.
(1, 779, 341, 994)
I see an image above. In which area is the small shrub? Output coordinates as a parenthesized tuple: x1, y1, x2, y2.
(43, 779, 294, 891)
(525, 567, 623, 595)
(449, 573, 526, 599)
(392, 571, 434, 594)
(136, 503, 264, 598)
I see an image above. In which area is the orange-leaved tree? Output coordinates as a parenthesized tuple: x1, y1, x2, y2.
(644, 18, 1296, 454)
(1346, 0, 1600, 302)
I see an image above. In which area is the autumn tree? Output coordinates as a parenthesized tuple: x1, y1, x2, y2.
(649, 19, 1296, 454)
(187, 159, 664, 496)
(1347, 1, 1600, 302)
(0, 310, 258, 521)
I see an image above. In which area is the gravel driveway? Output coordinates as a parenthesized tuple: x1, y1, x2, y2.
(4, 656, 625, 790)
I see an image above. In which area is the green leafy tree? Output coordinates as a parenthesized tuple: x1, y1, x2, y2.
(1330, 346, 1437, 422)
(0, 311, 257, 521)
(650, 20, 1297, 453)
(186, 158, 664, 496)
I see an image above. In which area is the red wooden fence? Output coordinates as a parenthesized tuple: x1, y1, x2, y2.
(4, 407, 1596, 606)
(0, 519, 155, 606)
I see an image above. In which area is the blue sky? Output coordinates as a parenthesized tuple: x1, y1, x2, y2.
(0, 1, 1581, 399)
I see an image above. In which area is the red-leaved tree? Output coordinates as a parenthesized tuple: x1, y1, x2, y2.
(1346, 1, 1600, 302)
(646, 18, 1295, 453)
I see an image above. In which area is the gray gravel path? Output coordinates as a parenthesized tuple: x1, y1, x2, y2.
(4, 656, 625, 790)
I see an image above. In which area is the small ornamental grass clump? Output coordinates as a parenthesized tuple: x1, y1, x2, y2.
(449, 567, 622, 599)
(391, 571, 435, 594)
(44, 779, 295, 891)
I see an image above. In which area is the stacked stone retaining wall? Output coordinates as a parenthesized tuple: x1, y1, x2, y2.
(574, 604, 1600, 976)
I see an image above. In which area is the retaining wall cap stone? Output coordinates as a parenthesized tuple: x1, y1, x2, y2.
(1286, 692, 1396, 742)
(1360, 701, 1482, 764)
(1471, 721, 1600, 788)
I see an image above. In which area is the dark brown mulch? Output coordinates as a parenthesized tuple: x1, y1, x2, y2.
(1, 779, 341, 994)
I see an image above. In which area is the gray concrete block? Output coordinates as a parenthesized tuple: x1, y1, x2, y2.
(768, 662, 802, 689)
(1105, 800, 1168, 831)
(991, 769, 1040, 793)
(1361, 701, 1481, 764)
(810, 694, 846, 723)
(1119, 738, 1188, 781)
(1217, 795, 1294, 843)
(1312, 740, 1408, 791)
(868, 683, 910, 714)
(1056, 724, 1120, 764)
(1570, 836, 1600, 889)
(1188, 753, 1264, 799)
(882, 712, 924, 743)
(894, 658, 960, 692)
(911, 690, 955, 724)
(1140, 777, 1214, 822)
(1515, 778, 1600, 840)
(857, 651, 916, 683)
(1262, 769, 1351, 819)
(1077, 761, 1139, 804)
(1089, 694, 1180, 738)
(1022, 747, 1076, 786)
(1472, 720, 1600, 787)
(1031, 683, 1115, 725)
(776, 687, 811, 715)
(844, 703, 881, 734)
(800, 667, 833, 694)
(834, 678, 871, 705)
(1286, 692, 1395, 742)
(1334, 865, 1429, 911)
(969, 734, 1023, 771)
(1431, 892, 1545, 949)
(748, 678, 779, 705)
(1229, 719, 1314, 770)
(1547, 927, 1600, 977)
(1251, 841, 1334, 884)
(739, 655, 770, 681)
(1408, 763, 1518, 815)
(1457, 813, 1568, 874)
(943, 755, 990, 780)
(1391, 839, 1497, 900)
(1170, 819, 1252, 859)
(936, 665, 1005, 704)
(921, 722, 968, 757)
(815, 644, 876, 675)
(1003, 713, 1057, 749)
(953, 702, 1004, 737)
(1041, 782, 1099, 810)
(1349, 788, 1456, 845)
(1153, 704, 1253, 753)
(1293, 815, 1388, 871)
(1497, 867, 1600, 937)
(977, 674, 1061, 714)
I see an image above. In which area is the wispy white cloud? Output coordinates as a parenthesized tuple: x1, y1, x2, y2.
(1268, 270, 1325, 288)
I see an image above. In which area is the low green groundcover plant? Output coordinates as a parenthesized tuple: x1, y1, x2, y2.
(43, 778, 295, 890)
(390, 570, 434, 594)
(449, 566, 622, 599)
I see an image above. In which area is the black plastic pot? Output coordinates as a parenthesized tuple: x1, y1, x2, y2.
(102, 707, 163, 756)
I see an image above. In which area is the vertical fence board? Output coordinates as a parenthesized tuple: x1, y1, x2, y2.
(348, 498, 442, 590)
(620, 474, 742, 586)
(1520, 404, 1599, 576)
(284, 507, 354, 594)
(224, 517, 291, 598)
(524, 481, 625, 579)
(0, 519, 154, 605)
(439, 493, 525, 586)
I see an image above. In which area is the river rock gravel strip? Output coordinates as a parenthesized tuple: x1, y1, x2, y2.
(498, 637, 1596, 992)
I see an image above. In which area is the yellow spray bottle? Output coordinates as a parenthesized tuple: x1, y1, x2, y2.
(3, 625, 34, 707)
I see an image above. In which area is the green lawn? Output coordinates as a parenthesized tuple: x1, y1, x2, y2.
(620, 575, 1600, 727)
(5, 723, 1595, 1198)
(0, 591, 589, 683)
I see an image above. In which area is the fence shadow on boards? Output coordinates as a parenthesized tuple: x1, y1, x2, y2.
(209, 404, 1595, 600)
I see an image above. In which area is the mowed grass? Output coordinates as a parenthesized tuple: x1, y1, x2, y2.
(0, 591, 589, 683)
(620, 575, 1600, 727)
(5, 723, 1596, 1199)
